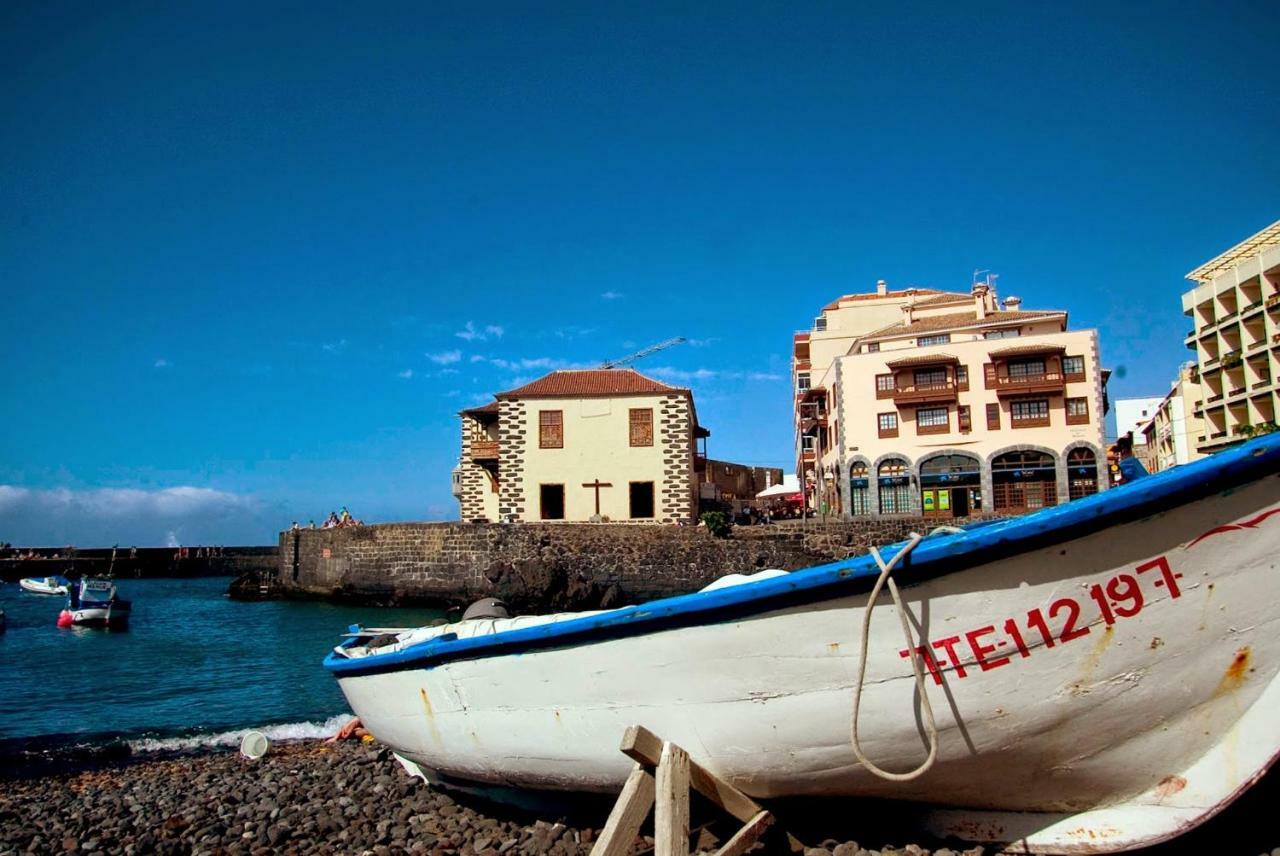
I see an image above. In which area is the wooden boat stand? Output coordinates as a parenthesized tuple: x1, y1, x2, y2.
(590, 725, 776, 856)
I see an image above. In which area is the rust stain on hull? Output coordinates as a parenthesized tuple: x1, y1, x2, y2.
(1213, 646, 1252, 697)
(1154, 775, 1187, 801)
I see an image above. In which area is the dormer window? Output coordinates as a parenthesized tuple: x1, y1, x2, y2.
(814, 316, 827, 332)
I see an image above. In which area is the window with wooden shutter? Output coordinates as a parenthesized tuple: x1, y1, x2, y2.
(539, 410, 563, 448)
(629, 408, 653, 446)
(986, 402, 1001, 430)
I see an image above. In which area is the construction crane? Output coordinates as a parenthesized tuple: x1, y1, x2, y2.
(599, 337, 687, 369)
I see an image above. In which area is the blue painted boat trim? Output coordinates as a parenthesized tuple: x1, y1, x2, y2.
(325, 434, 1280, 679)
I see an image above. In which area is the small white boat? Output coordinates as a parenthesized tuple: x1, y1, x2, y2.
(19, 575, 69, 595)
(326, 434, 1280, 854)
(58, 577, 131, 629)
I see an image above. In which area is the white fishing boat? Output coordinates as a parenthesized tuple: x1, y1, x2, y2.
(326, 434, 1280, 854)
(58, 577, 131, 629)
(18, 575, 70, 595)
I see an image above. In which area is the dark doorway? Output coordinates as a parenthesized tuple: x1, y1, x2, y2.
(540, 484, 565, 520)
(950, 487, 970, 517)
(629, 482, 655, 519)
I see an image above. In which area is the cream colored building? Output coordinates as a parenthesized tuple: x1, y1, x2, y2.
(795, 280, 1108, 519)
(1138, 364, 1205, 473)
(1181, 219, 1280, 453)
(454, 369, 706, 524)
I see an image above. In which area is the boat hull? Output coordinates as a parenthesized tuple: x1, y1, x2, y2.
(58, 601, 131, 629)
(19, 577, 68, 595)
(336, 474, 1280, 853)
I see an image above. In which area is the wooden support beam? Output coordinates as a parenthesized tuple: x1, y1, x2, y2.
(597, 726, 779, 856)
(592, 764, 655, 856)
(655, 742, 690, 856)
(622, 725, 763, 823)
(713, 810, 774, 856)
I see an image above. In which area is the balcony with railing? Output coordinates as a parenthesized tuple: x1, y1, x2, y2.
(470, 439, 499, 462)
(890, 380, 961, 405)
(987, 369, 1067, 397)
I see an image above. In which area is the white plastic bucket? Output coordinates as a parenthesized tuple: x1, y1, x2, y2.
(240, 731, 269, 760)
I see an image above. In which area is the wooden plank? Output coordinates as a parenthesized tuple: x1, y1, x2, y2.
(621, 724, 665, 767)
(591, 764, 655, 856)
(687, 764, 762, 824)
(654, 742, 691, 856)
(713, 811, 775, 856)
(622, 725, 762, 824)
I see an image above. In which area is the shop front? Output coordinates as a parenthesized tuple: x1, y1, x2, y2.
(919, 453, 982, 518)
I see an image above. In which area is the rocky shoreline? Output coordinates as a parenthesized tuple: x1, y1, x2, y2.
(0, 739, 1276, 855)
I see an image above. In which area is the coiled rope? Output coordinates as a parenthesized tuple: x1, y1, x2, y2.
(849, 531, 941, 782)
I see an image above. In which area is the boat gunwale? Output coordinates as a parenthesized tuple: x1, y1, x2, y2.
(325, 434, 1280, 679)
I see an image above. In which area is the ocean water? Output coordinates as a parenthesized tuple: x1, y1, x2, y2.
(0, 577, 446, 752)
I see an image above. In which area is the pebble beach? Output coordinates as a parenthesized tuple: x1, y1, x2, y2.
(2, 738, 1277, 856)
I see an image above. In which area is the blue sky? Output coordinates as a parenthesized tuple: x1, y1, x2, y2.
(1, 2, 1276, 545)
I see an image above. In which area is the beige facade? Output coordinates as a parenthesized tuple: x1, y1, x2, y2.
(795, 281, 1108, 519)
(1138, 364, 1205, 473)
(454, 369, 703, 524)
(1181, 219, 1280, 453)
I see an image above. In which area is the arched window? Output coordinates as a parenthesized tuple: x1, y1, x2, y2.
(1067, 448, 1098, 501)
(991, 450, 1058, 512)
(849, 462, 870, 516)
(878, 458, 912, 515)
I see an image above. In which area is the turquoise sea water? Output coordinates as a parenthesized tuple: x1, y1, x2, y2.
(0, 577, 446, 749)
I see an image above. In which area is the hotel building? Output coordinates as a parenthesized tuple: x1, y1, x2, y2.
(1181, 219, 1280, 453)
(794, 280, 1109, 519)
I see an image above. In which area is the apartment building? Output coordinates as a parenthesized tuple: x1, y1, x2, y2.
(795, 280, 1108, 519)
(1138, 364, 1204, 473)
(1181, 219, 1280, 453)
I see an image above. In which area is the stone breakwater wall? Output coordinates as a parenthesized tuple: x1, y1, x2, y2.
(0, 546, 277, 583)
(276, 518, 943, 612)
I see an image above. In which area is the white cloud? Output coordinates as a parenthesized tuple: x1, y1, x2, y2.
(0, 485, 270, 546)
(154, 358, 170, 369)
(648, 366, 718, 382)
(456, 322, 505, 342)
(552, 326, 596, 339)
(438, 368, 460, 375)
(687, 338, 718, 348)
(746, 372, 783, 381)
(485, 356, 596, 372)
(397, 369, 415, 379)
(469, 355, 487, 363)
(426, 349, 462, 365)
(322, 339, 349, 354)
(601, 291, 623, 300)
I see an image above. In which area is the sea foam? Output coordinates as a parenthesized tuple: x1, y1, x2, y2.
(128, 713, 355, 754)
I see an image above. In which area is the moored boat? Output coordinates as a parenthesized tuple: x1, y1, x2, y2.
(19, 575, 70, 595)
(58, 578, 131, 629)
(326, 433, 1280, 854)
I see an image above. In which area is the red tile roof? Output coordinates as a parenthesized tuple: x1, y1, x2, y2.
(820, 288, 961, 312)
(988, 342, 1067, 358)
(496, 369, 685, 398)
(885, 353, 959, 368)
(459, 400, 500, 417)
(866, 309, 1064, 339)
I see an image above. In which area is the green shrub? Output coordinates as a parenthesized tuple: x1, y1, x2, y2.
(700, 511, 733, 538)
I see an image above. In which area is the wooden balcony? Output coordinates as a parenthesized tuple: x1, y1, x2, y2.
(890, 381, 959, 405)
(992, 372, 1066, 397)
(470, 439, 499, 462)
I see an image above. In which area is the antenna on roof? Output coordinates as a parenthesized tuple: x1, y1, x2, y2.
(600, 337, 687, 369)
(972, 269, 999, 289)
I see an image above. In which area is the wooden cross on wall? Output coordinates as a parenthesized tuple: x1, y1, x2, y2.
(583, 479, 613, 515)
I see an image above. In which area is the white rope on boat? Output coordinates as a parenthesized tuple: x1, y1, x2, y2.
(850, 532, 940, 782)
